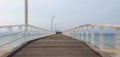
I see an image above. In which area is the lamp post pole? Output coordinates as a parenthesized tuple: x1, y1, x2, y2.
(25, 0, 28, 39)
(25, 0, 28, 25)
(51, 16, 55, 32)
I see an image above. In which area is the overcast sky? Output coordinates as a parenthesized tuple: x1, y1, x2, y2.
(0, 0, 120, 31)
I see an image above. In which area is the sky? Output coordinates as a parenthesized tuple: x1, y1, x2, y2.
(0, 0, 120, 31)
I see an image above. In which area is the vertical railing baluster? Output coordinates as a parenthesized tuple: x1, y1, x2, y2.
(33, 27, 35, 38)
(8, 26, 13, 49)
(35, 27, 37, 38)
(35, 27, 37, 37)
(116, 28, 120, 50)
(99, 26, 104, 50)
(30, 26, 33, 39)
(37, 28, 39, 37)
(38, 28, 40, 37)
(38, 29, 41, 37)
(71, 30, 74, 38)
(81, 27, 83, 41)
(32, 26, 34, 39)
(86, 26, 89, 42)
(91, 26, 95, 45)
(36, 27, 38, 38)
(25, 25, 28, 41)
(115, 28, 120, 56)
(78, 27, 81, 40)
(76, 27, 79, 39)
(32, 27, 34, 38)
(74, 30, 76, 39)
(8, 27, 12, 35)
(19, 26, 22, 43)
(36, 28, 37, 37)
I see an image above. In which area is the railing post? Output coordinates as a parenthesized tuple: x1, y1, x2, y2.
(30, 26, 33, 38)
(86, 25, 89, 42)
(76, 27, 79, 39)
(72, 30, 75, 38)
(91, 26, 95, 45)
(34, 27, 36, 38)
(37, 28, 39, 37)
(8, 26, 13, 49)
(99, 26, 104, 50)
(25, 25, 28, 41)
(36, 28, 38, 37)
(33, 27, 35, 38)
(8, 27, 12, 35)
(74, 30, 77, 39)
(81, 27, 84, 41)
(115, 28, 120, 50)
(19, 26, 22, 42)
(78, 28, 81, 40)
(19, 26, 22, 33)
(38, 29, 41, 37)
(35, 27, 37, 37)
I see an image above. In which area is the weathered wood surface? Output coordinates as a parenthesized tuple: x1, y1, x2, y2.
(8, 34, 101, 57)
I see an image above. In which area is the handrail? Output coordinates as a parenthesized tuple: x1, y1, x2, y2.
(0, 31, 25, 39)
(64, 24, 120, 32)
(0, 24, 25, 28)
(0, 34, 25, 47)
(0, 24, 55, 53)
(63, 24, 120, 57)
(28, 24, 53, 32)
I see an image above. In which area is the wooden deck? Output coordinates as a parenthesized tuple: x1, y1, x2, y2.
(8, 34, 101, 57)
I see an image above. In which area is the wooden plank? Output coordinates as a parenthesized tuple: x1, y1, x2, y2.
(8, 34, 101, 57)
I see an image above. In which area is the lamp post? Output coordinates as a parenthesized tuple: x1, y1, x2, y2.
(51, 16, 55, 32)
(25, 0, 28, 39)
(25, 0, 28, 25)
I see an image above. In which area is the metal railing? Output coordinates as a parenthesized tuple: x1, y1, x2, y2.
(0, 24, 55, 52)
(63, 24, 120, 57)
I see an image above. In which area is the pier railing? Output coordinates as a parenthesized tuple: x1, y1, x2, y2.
(0, 24, 55, 56)
(63, 24, 120, 57)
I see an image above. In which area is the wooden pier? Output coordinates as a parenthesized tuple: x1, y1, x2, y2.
(8, 34, 101, 57)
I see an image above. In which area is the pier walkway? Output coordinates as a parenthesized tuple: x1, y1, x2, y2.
(8, 34, 101, 57)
